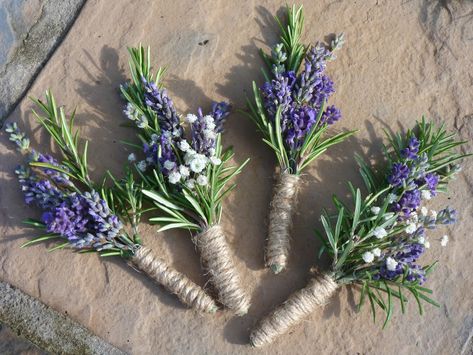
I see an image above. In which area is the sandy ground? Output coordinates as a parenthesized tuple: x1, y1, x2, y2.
(1, 0, 473, 354)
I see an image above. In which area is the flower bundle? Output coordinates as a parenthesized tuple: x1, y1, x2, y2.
(6, 92, 218, 313)
(120, 45, 251, 315)
(245, 5, 355, 274)
(250, 119, 468, 347)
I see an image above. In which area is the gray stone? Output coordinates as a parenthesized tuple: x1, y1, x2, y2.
(0, 0, 86, 124)
(0, 281, 126, 354)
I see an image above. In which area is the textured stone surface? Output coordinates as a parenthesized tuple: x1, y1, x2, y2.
(1, 0, 473, 354)
(0, 324, 44, 355)
(0, 281, 125, 354)
(0, 0, 86, 122)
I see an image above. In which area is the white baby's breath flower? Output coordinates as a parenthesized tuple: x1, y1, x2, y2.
(184, 149, 197, 164)
(203, 129, 216, 140)
(431, 210, 438, 219)
(373, 227, 388, 239)
(405, 223, 417, 234)
(362, 251, 375, 263)
(203, 115, 214, 125)
(163, 160, 175, 170)
(386, 257, 398, 271)
(371, 206, 381, 215)
(186, 114, 198, 124)
(424, 241, 431, 249)
(372, 248, 381, 257)
(189, 154, 208, 173)
(179, 165, 190, 177)
(196, 175, 208, 186)
(172, 129, 181, 137)
(210, 156, 221, 165)
(418, 236, 426, 244)
(137, 115, 148, 128)
(410, 212, 419, 223)
(208, 148, 216, 156)
(151, 134, 159, 143)
(440, 235, 449, 247)
(168, 171, 181, 184)
(387, 193, 398, 203)
(420, 206, 428, 216)
(421, 190, 432, 200)
(128, 153, 136, 162)
(186, 179, 196, 189)
(178, 140, 191, 152)
(137, 160, 147, 172)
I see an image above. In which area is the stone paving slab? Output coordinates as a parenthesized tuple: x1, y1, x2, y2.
(0, 0, 86, 123)
(1, 0, 473, 354)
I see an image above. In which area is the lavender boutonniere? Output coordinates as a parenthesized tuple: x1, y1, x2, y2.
(5, 94, 218, 313)
(245, 5, 355, 273)
(250, 119, 469, 347)
(120, 45, 251, 315)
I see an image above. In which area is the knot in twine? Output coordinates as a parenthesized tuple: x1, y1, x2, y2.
(266, 171, 300, 274)
(194, 224, 251, 316)
(131, 246, 218, 313)
(250, 273, 338, 347)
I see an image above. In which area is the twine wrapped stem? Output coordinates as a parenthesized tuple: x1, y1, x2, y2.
(131, 246, 218, 313)
(193, 224, 251, 316)
(250, 272, 338, 347)
(266, 171, 300, 274)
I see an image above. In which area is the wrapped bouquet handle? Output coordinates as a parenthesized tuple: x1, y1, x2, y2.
(193, 225, 250, 315)
(245, 5, 354, 274)
(131, 246, 218, 313)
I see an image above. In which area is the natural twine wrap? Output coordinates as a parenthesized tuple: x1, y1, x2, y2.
(193, 224, 251, 316)
(249, 272, 338, 347)
(266, 171, 300, 274)
(131, 246, 218, 313)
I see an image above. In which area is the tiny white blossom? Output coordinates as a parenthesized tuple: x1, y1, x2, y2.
(179, 165, 190, 177)
(421, 190, 432, 200)
(362, 251, 375, 263)
(210, 156, 222, 165)
(405, 223, 417, 234)
(151, 134, 159, 143)
(424, 241, 431, 249)
(420, 206, 428, 216)
(186, 114, 198, 124)
(373, 227, 388, 239)
(128, 153, 136, 162)
(163, 160, 175, 170)
(440, 235, 449, 247)
(372, 248, 381, 257)
(387, 193, 398, 203)
(418, 236, 426, 244)
(179, 140, 191, 152)
(172, 129, 181, 137)
(184, 149, 197, 164)
(137, 115, 148, 128)
(386, 257, 398, 271)
(203, 129, 217, 140)
(371, 206, 381, 215)
(196, 175, 208, 186)
(189, 154, 208, 173)
(203, 115, 214, 125)
(410, 212, 419, 223)
(431, 210, 438, 219)
(208, 148, 216, 156)
(186, 179, 196, 189)
(137, 160, 147, 172)
(168, 171, 181, 184)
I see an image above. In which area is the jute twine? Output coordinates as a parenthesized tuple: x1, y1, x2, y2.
(131, 246, 218, 313)
(194, 225, 251, 316)
(249, 273, 338, 347)
(266, 171, 300, 274)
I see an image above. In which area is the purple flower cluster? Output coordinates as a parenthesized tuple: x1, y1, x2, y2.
(35, 152, 74, 187)
(260, 44, 341, 151)
(377, 243, 426, 283)
(42, 191, 123, 250)
(387, 136, 439, 219)
(142, 77, 183, 138)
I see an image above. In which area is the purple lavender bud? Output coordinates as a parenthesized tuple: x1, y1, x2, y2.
(388, 163, 410, 186)
(401, 137, 420, 160)
(210, 101, 231, 133)
(320, 105, 341, 125)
